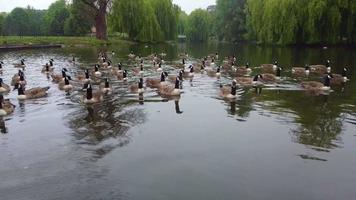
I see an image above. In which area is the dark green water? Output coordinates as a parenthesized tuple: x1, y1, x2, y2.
(0, 42, 356, 200)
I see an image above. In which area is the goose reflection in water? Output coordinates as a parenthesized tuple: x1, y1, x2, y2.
(0, 118, 8, 134)
(175, 99, 183, 114)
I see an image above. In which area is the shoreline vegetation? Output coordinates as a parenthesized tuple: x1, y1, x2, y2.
(0, 36, 355, 50)
(0, 36, 137, 47)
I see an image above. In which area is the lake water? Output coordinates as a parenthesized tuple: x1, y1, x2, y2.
(0, 42, 356, 200)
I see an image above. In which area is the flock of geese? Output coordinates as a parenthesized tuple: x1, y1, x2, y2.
(0, 51, 351, 117)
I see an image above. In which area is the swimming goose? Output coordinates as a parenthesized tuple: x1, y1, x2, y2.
(292, 64, 310, 77)
(183, 65, 194, 78)
(83, 84, 103, 104)
(207, 66, 221, 78)
(235, 74, 263, 87)
(129, 78, 145, 94)
(100, 78, 112, 93)
(261, 67, 282, 84)
(0, 78, 11, 93)
(236, 63, 252, 76)
(146, 72, 169, 88)
(301, 74, 332, 91)
(16, 84, 50, 100)
(133, 64, 144, 75)
(158, 77, 181, 97)
(116, 69, 128, 81)
(310, 60, 331, 75)
(58, 76, 73, 92)
(41, 63, 54, 74)
(331, 67, 350, 85)
(112, 63, 123, 74)
(93, 64, 102, 77)
(0, 94, 15, 116)
(51, 68, 68, 83)
(128, 52, 136, 59)
(11, 72, 27, 87)
(219, 80, 238, 99)
(168, 70, 184, 82)
(261, 61, 278, 73)
(14, 59, 26, 68)
(76, 69, 91, 84)
(156, 63, 163, 72)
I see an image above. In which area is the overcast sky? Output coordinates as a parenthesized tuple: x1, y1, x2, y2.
(0, 0, 215, 14)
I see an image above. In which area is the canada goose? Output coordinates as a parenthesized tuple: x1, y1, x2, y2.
(112, 63, 123, 74)
(156, 63, 163, 72)
(100, 78, 112, 93)
(183, 65, 194, 78)
(310, 60, 331, 75)
(261, 61, 278, 73)
(175, 58, 186, 68)
(17, 84, 50, 100)
(261, 67, 282, 84)
(236, 63, 252, 76)
(219, 80, 238, 99)
(133, 64, 144, 75)
(292, 64, 310, 77)
(235, 74, 263, 87)
(128, 52, 136, 59)
(41, 63, 54, 74)
(51, 68, 68, 83)
(11, 71, 27, 87)
(14, 59, 26, 68)
(58, 76, 73, 92)
(0, 78, 11, 93)
(0, 94, 15, 116)
(11, 70, 23, 86)
(93, 64, 102, 77)
(116, 69, 128, 81)
(49, 59, 54, 67)
(331, 67, 349, 85)
(301, 74, 332, 91)
(207, 66, 221, 78)
(168, 70, 184, 82)
(0, 61, 4, 72)
(83, 84, 103, 104)
(158, 77, 181, 97)
(76, 69, 91, 84)
(69, 56, 76, 63)
(129, 78, 145, 94)
(146, 72, 169, 88)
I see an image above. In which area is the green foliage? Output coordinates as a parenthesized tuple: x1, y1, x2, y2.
(44, 0, 70, 36)
(109, 0, 179, 42)
(186, 9, 211, 42)
(177, 10, 188, 35)
(245, 0, 356, 44)
(0, 13, 5, 35)
(216, 0, 247, 42)
(2, 8, 30, 36)
(64, 0, 93, 36)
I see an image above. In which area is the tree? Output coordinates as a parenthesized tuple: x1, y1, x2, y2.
(186, 9, 211, 42)
(109, 0, 163, 42)
(0, 13, 5, 35)
(177, 10, 188, 35)
(79, 0, 112, 40)
(3, 8, 30, 36)
(44, 0, 70, 35)
(216, 0, 247, 42)
(64, 0, 93, 36)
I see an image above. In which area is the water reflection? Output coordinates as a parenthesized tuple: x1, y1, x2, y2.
(0, 118, 8, 134)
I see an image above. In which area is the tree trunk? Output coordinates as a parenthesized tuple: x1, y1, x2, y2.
(95, 2, 107, 40)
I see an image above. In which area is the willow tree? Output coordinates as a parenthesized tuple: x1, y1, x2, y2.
(186, 9, 211, 42)
(246, 0, 356, 44)
(109, 0, 163, 42)
(80, 0, 111, 40)
(216, 0, 247, 42)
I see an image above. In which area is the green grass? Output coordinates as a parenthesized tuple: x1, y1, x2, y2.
(0, 36, 135, 46)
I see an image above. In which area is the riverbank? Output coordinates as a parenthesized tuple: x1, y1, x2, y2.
(0, 36, 136, 47)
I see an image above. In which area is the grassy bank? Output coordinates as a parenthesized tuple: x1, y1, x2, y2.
(0, 36, 136, 47)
